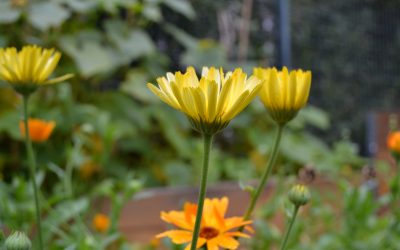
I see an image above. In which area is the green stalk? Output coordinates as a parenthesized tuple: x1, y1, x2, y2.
(280, 205, 300, 250)
(22, 94, 44, 250)
(242, 124, 284, 222)
(190, 134, 213, 250)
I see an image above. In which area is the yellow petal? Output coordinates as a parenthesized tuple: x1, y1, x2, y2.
(206, 80, 218, 122)
(156, 230, 192, 244)
(44, 73, 74, 85)
(216, 235, 239, 249)
(287, 70, 297, 109)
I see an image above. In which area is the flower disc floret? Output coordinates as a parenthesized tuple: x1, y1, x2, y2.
(148, 67, 262, 135)
(254, 67, 311, 125)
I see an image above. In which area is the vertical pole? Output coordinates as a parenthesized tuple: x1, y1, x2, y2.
(279, 0, 292, 68)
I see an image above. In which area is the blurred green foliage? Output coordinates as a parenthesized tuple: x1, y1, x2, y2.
(250, 174, 400, 250)
(0, 0, 385, 249)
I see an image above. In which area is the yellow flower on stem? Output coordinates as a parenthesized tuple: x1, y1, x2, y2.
(157, 197, 253, 250)
(93, 213, 110, 233)
(19, 118, 55, 143)
(0, 45, 73, 95)
(254, 67, 311, 125)
(240, 67, 311, 233)
(147, 67, 262, 135)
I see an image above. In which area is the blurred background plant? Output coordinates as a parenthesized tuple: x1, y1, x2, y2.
(0, 0, 399, 249)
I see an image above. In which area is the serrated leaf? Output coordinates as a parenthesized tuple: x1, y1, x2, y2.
(28, 2, 70, 31)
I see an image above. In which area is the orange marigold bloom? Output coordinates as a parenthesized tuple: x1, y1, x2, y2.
(157, 197, 252, 250)
(387, 131, 400, 154)
(93, 213, 110, 233)
(19, 118, 56, 142)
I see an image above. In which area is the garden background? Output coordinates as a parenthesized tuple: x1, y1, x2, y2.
(0, 0, 400, 249)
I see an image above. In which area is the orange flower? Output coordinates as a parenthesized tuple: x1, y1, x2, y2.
(93, 213, 110, 233)
(387, 131, 400, 154)
(157, 197, 252, 250)
(19, 118, 56, 142)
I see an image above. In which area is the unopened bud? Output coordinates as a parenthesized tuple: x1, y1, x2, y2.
(5, 231, 31, 250)
(288, 184, 310, 207)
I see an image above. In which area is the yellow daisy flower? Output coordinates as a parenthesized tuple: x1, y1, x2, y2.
(147, 67, 262, 135)
(157, 197, 253, 250)
(0, 45, 73, 95)
(254, 67, 311, 125)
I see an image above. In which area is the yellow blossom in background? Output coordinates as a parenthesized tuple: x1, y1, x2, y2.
(387, 131, 400, 154)
(157, 197, 253, 250)
(93, 213, 110, 233)
(19, 118, 55, 143)
(254, 67, 311, 125)
(0, 45, 73, 94)
(147, 67, 262, 134)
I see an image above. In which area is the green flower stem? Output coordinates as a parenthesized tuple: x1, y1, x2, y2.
(190, 134, 213, 250)
(390, 159, 400, 207)
(22, 94, 44, 250)
(280, 205, 300, 250)
(242, 124, 284, 222)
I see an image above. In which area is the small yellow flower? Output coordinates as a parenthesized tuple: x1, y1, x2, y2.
(148, 67, 262, 135)
(157, 197, 253, 250)
(92, 213, 110, 233)
(254, 67, 311, 125)
(387, 131, 400, 154)
(19, 118, 56, 143)
(0, 45, 73, 95)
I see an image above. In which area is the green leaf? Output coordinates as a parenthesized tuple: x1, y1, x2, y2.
(99, 0, 138, 14)
(142, 2, 162, 22)
(28, 2, 70, 31)
(120, 69, 158, 103)
(0, 2, 21, 24)
(163, 24, 198, 49)
(44, 198, 89, 241)
(59, 31, 118, 77)
(162, 0, 195, 19)
(0, 110, 22, 140)
(105, 20, 155, 62)
(297, 105, 330, 130)
(181, 39, 227, 68)
(164, 161, 192, 186)
(58, 0, 96, 13)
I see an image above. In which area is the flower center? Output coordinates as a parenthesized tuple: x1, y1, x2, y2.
(199, 226, 219, 239)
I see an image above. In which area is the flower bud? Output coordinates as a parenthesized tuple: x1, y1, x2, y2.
(5, 231, 31, 250)
(288, 184, 310, 207)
